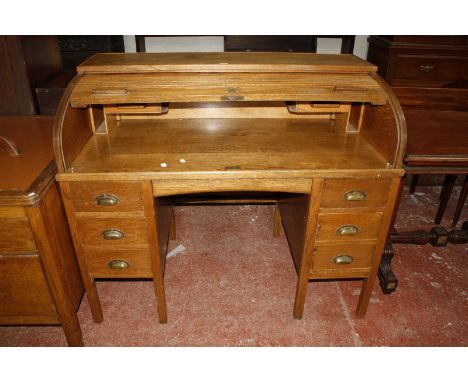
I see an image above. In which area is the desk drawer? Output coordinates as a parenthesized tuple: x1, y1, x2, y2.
(83, 249, 153, 278)
(320, 178, 390, 209)
(76, 217, 149, 249)
(310, 242, 375, 276)
(0, 254, 56, 318)
(316, 212, 383, 242)
(390, 54, 468, 85)
(68, 181, 145, 213)
(0, 219, 36, 252)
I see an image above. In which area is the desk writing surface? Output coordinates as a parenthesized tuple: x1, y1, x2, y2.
(70, 117, 388, 175)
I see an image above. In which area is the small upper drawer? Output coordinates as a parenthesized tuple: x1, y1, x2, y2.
(316, 212, 383, 242)
(76, 217, 149, 249)
(310, 242, 375, 276)
(0, 219, 36, 252)
(320, 178, 391, 209)
(68, 181, 145, 213)
(389, 54, 468, 86)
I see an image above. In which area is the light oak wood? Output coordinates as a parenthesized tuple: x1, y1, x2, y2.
(68, 181, 145, 213)
(83, 249, 153, 278)
(77, 52, 378, 74)
(320, 178, 391, 209)
(310, 242, 375, 275)
(70, 72, 387, 107)
(53, 53, 407, 323)
(316, 212, 383, 242)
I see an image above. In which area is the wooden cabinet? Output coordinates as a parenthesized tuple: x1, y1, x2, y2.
(53, 52, 406, 323)
(0, 116, 84, 345)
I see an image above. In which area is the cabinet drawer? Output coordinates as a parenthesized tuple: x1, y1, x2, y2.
(320, 178, 391, 209)
(0, 254, 56, 318)
(0, 219, 36, 252)
(76, 217, 149, 249)
(316, 212, 383, 242)
(68, 181, 145, 213)
(390, 54, 468, 85)
(83, 249, 153, 277)
(310, 242, 375, 276)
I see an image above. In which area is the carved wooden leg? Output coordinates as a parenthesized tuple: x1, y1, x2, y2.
(435, 174, 457, 224)
(452, 175, 468, 228)
(409, 174, 419, 194)
(273, 203, 282, 237)
(377, 239, 398, 294)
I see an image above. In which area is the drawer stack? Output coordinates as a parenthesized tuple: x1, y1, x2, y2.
(0, 207, 56, 319)
(310, 178, 392, 278)
(64, 181, 153, 278)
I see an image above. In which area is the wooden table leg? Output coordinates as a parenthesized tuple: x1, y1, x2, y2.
(435, 174, 457, 224)
(452, 175, 468, 227)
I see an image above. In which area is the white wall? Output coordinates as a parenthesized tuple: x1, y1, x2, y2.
(123, 35, 369, 59)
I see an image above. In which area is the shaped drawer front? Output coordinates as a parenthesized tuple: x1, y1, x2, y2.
(320, 178, 391, 209)
(310, 242, 375, 276)
(68, 181, 145, 213)
(0, 254, 56, 318)
(83, 249, 153, 278)
(0, 219, 36, 252)
(76, 217, 149, 249)
(316, 212, 383, 242)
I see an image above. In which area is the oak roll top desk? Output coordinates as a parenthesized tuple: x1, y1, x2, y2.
(53, 52, 407, 324)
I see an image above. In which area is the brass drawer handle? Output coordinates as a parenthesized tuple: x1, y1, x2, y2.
(220, 95, 244, 101)
(336, 225, 359, 236)
(0, 136, 21, 156)
(101, 229, 124, 240)
(95, 194, 120, 206)
(420, 65, 434, 73)
(108, 259, 129, 269)
(344, 190, 367, 201)
(333, 255, 354, 265)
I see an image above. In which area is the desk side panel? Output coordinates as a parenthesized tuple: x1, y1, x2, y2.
(53, 75, 93, 173)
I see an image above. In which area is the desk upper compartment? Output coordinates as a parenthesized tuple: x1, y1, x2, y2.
(70, 53, 387, 106)
(54, 52, 406, 177)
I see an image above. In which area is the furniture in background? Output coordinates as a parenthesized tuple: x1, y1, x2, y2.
(53, 52, 405, 324)
(367, 35, 468, 293)
(36, 36, 125, 115)
(0, 36, 62, 115)
(135, 35, 355, 54)
(0, 116, 84, 346)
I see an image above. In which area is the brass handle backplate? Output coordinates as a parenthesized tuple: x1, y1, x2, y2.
(101, 229, 124, 240)
(108, 259, 129, 269)
(344, 190, 367, 201)
(95, 194, 120, 206)
(336, 225, 359, 236)
(333, 255, 354, 265)
(420, 65, 434, 73)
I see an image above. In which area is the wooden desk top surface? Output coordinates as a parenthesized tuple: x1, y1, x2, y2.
(68, 117, 389, 178)
(404, 110, 468, 167)
(0, 116, 55, 205)
(77, 52, 377, 74)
